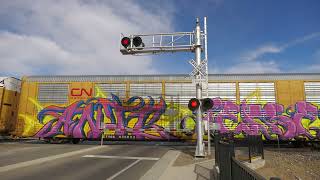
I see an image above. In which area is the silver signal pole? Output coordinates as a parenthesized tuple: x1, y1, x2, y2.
(120, 17, 208, 158)
(204, 17, 211, 156)
(194, 18, 205, 157)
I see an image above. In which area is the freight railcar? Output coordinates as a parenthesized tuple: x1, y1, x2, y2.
(12, 74, 320, 142)
(0, 77, 21, 135)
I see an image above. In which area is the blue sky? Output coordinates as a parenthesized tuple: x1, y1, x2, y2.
(153, 0, 320, 74)
(0, 0, 320, 77)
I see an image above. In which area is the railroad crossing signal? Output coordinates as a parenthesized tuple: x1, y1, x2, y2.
(121, 36, 145, 49)
(188, 98, 213, 112)
(119, 32, 195, 55)
(120, 17, 209, 158)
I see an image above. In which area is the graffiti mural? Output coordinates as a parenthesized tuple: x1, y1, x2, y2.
(206, 98, 320, 140)
(32, 93, 320, 141)
(36, 94, 180, 140)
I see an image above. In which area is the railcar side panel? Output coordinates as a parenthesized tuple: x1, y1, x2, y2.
(0, 77, 21, 135)
(14, 75, 320, 141)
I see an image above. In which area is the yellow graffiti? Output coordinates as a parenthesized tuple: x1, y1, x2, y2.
(95, 86, 107, 98)
(18, 114, 43, 136)
(243, 88, 267, 104)
(28, 97, 44, 112)
(127, 118, 138, 128)
(184, 117, 196, 129)
(160, 102, 194, 130)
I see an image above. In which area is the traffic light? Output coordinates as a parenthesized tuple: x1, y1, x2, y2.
(121, 36, 144, 49)
(188, 98, 200, 111)
(188, 98, 213, 112)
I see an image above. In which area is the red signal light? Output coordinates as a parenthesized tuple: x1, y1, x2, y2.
(191, 101, 198, 107)
(188, 98, 200, 111)
(121, 37, 131, 48)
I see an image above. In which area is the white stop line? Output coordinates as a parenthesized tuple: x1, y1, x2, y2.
(82, 155, 160, 161)
(82, 155, 160, 180)
(106, 159, 141, 180)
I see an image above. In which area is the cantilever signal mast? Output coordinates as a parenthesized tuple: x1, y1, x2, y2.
(120, 17, 209, 157)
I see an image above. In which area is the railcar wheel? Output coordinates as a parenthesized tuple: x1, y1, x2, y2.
(292, 140, 304, 148)
(71, 138, 80, 144)
(311, 142, 320, 150)
(44, 138, 52, 143)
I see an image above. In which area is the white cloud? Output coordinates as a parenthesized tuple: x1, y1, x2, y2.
(307, 65, 320, 72)
(242, 45, 282, 61)
(0, 0, 175, 76)
(223, 60, 281, 74)
(282, 32, 320, 49)
(242, 32, 320, 62)
(307, 49, 320, 72)
(233, 31, 320, 73)
(0, 32, 72, 74)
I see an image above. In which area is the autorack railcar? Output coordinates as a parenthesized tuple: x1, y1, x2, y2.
(5, 73, 320, 142)
(0, 77, 21, 136)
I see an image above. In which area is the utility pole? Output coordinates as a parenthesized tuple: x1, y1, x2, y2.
(120, 17, 208, 157)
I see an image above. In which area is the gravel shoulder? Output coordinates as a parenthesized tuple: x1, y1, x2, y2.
(256, 148, 320, 180)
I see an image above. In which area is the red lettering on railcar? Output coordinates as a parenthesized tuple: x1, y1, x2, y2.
(70, 88, 93, 97)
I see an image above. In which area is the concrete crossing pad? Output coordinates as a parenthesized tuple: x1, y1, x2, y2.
(0, 146, 104, 173)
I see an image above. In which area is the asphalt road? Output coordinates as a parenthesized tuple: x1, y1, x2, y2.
(0, 141, 172, 180)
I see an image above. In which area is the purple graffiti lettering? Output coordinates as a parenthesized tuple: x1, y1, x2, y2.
(36, 95, 177, 140)
(203, 97, 319, 140)
(208, 98, 239, 133)
(36, 95, 320, 141)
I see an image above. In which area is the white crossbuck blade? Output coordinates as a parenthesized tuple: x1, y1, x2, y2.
(189, 59, 208, 77)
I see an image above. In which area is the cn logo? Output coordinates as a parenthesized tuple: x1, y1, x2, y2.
(71, 88, 93, 97)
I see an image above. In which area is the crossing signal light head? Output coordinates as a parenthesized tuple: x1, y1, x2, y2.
(133, 36, 143, 47)
(188, 98, 200, 111)
(121, 37, 131, 48)
(201, 98, 213, 112)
